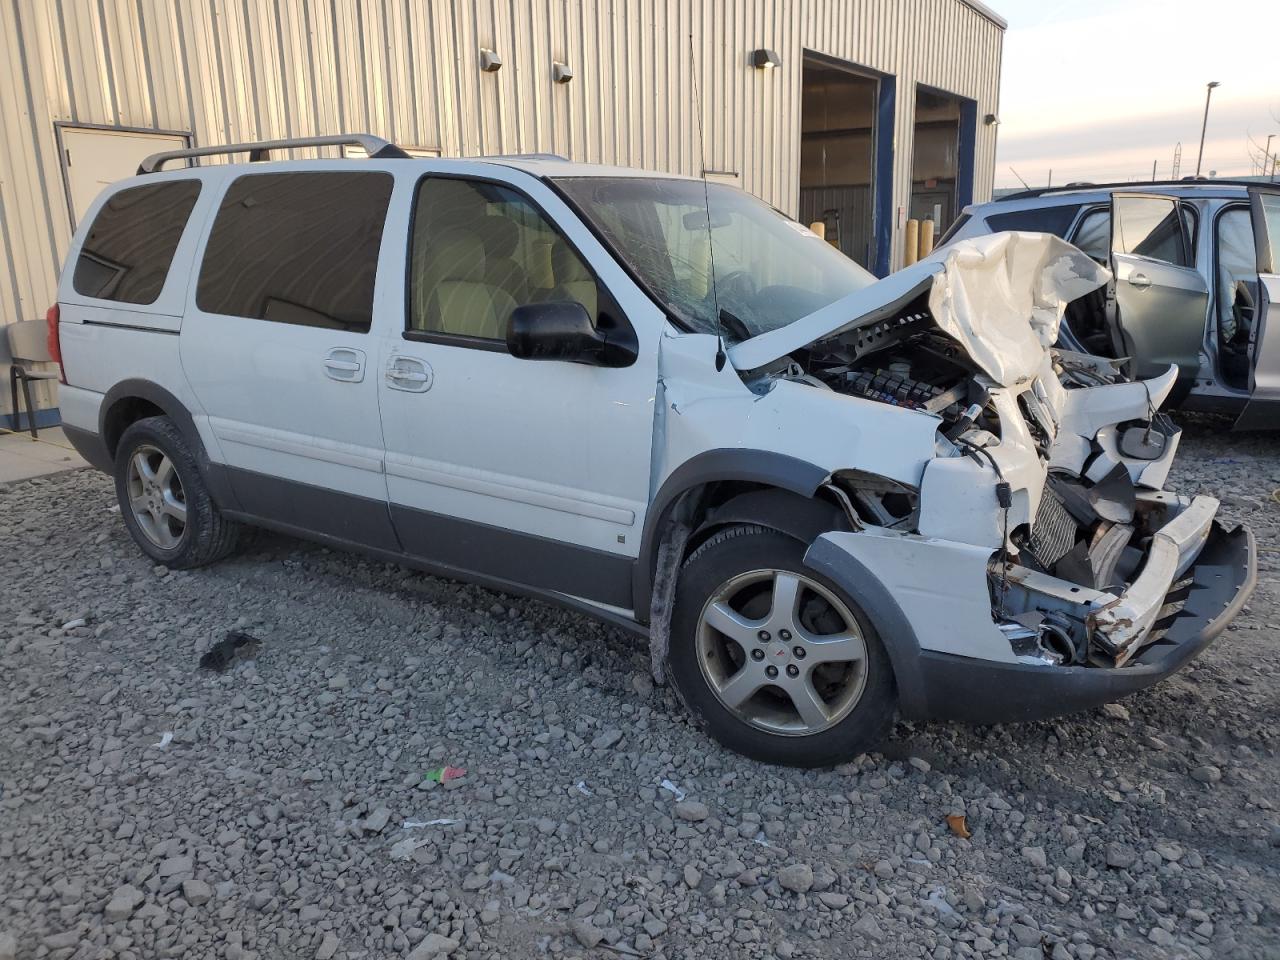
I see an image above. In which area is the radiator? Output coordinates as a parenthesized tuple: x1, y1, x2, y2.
(1030, 485, 1078, 569)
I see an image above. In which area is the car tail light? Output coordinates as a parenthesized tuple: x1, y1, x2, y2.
(45, 303, 66, 383)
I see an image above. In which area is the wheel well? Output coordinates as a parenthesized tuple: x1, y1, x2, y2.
(682, 482, 848, 561)
(102, 397, 165, 459)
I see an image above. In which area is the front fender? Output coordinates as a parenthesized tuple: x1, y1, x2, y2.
(804, 527, 1014, 720)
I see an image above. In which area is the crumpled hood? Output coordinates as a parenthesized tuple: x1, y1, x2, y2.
(728, 232, 1111, 387)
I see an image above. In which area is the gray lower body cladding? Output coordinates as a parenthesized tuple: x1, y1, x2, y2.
(807, 522, 1255, 724)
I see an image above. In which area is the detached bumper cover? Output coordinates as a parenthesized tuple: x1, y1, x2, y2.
(1090, 494, 1218, 664)
(916, 521, 1255, 724)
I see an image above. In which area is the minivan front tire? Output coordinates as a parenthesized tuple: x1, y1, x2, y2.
(668, 524, 896, 767)
(114, 416, 240, 568)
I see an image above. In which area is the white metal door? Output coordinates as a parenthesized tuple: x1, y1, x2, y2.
(60, 127, 188, 226)
(376, 167, 660, 609)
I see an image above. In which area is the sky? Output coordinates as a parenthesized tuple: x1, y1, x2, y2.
(991, 0, 1278, 189)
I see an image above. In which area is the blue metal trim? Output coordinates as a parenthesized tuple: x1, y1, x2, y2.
(1, 406, 60, 431)
(957, 97, 978, 212)
(873, 76, 897, 278)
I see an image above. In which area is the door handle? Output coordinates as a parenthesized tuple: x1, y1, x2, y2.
(386, 356, 433, 392)
(1128, 272, 1151, 289)
(323, 348, 366, 382)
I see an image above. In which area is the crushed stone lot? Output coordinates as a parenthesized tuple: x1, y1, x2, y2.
(2, 415, 1278, 960)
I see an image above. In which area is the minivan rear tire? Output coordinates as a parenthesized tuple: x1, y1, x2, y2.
(668, 524, 896, 767)
(114, 416, 241, 568)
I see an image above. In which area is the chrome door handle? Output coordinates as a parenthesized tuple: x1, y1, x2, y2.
(323, 348, 365, 382)
(1128, 272, 1151, 289)
(386, 356, 433, 392)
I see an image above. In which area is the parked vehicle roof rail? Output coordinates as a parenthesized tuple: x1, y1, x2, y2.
(996, 178, 1265, 202)
(136, 134, 409, 174)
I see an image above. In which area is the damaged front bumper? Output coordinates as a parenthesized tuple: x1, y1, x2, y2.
(805, 517, 1255, 725)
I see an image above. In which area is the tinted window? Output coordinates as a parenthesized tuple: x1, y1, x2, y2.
(1072, 208, 1110, 260)
(73, 180, 200, 304)
(985, 204, 1081, 238)
(197, 172, 392, 332)
(1114, 196, 1189, 266)
(408, 177, 601, 341)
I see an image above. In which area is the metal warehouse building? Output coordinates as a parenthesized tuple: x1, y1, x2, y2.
(0, 0, 1004, 426)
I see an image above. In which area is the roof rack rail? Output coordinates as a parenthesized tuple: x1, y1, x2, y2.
(481, 152, 569, 161)
(137, 134, 409, 174)
(996, 177, 1262, 202)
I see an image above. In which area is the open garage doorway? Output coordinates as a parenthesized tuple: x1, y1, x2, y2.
(909, 86, 977, 243)
(799, 57, 884, 273)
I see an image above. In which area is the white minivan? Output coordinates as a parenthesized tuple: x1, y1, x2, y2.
(51, 135, 1254, 766)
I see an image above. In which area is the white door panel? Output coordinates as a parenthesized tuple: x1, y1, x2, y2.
(183, 317, 386, 501)
(383, 449, 637, 525)
(380, 339, 649, 554)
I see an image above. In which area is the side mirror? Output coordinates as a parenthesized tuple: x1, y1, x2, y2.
(505, 301, 637, 367)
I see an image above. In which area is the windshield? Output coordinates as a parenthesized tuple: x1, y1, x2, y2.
(554, 177, 877, 342)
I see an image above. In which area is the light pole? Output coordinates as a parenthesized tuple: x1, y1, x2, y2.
(1195, 81, 1220, 178)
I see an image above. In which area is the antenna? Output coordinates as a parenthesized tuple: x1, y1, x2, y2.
(688, 33, 726, 371)
(1008, 166, 1031, 190)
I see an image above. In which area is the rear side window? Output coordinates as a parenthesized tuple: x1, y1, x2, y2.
(984, 204, 1081, 238)
(1113, 195, 1190, 267)
(1072, 209, 1111, 260)
(197, 171, 393, 332)
(73, 180, 201, 304)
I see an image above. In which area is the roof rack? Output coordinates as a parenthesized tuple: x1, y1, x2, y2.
(482, 152, 569, 161)
(137, 134, 410, 174)
(996, 178, 1261, 202)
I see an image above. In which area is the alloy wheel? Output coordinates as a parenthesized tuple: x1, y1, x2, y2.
(125, 444, 187, 550)
(696, 568, 869, 736)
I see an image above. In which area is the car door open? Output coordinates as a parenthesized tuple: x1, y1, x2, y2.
(1109, 193, 1209, 384)
(1234, 187, 1280, 429)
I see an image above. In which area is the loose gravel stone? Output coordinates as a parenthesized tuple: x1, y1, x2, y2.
(776, 863, 814, 893)
(1191, 764, 1223, 783)
(674, 800, 709, 822)
(407, 932, 459, 958)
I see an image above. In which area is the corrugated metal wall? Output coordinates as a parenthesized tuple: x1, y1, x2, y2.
(0, 0, 1002, 415)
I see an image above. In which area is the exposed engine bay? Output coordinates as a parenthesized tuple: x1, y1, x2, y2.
(746, 289, 1194, 672)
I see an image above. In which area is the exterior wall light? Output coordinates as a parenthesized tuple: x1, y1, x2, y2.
(984, 113, 1000, 125)
(751, 49, 781, 69)
(479, 48, 502, 72)
(552, 61, 574, 83)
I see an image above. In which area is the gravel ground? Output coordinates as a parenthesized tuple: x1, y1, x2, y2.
(2, 414, 1278, 960)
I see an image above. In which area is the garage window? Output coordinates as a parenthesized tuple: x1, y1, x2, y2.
(196, 171, 393, 332)
(73, 180, 201, 304)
